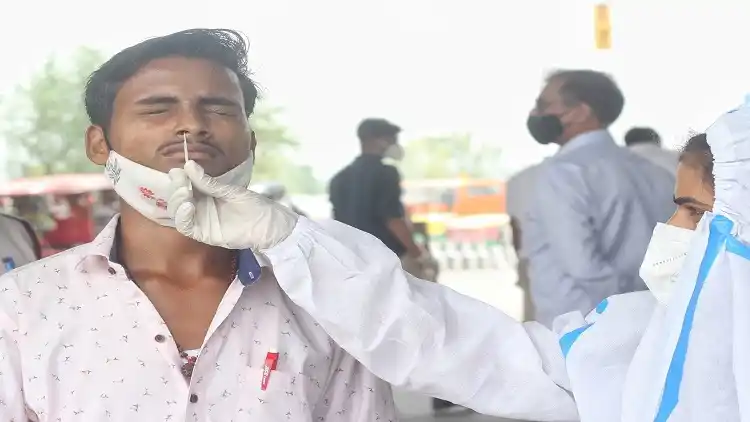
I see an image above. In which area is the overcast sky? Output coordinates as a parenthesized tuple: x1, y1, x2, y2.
(1, 0, 748, 182)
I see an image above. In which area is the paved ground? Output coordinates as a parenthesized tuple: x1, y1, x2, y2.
(397, 391, 519, 421)
(403, 413, 513, 422)
(394, 264, 525, 422)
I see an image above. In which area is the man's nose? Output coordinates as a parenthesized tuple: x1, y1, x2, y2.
(174, 104, 210, 138)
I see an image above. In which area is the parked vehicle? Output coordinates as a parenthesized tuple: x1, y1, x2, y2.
(0, 174, 115, 257)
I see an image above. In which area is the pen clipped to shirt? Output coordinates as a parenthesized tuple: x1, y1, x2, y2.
(261, 348, 279, 391)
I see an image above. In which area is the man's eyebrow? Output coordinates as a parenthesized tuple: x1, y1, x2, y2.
(198, 96, 241, 108)
(133, 95, 241, 108)
(134, 95, 179, 106)
(673, 195, 710, 208)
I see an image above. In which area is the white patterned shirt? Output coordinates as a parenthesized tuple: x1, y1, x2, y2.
(0, 218, 397, 421)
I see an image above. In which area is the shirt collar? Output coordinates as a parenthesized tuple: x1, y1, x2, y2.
(556, 129, 614, 157)
(628, 143, 660, 152)
(75, 215, 266, 286)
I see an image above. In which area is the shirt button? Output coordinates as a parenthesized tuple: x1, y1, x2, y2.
(189, 393, 199, 403)
(107, 267, 117, 275)
(154, 334, 166, 343)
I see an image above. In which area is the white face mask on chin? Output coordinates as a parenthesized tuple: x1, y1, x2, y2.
(639, 222, 696, 305)
(104, 150, 254, 227)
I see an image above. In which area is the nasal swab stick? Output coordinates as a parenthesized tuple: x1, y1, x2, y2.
(183, 132, 189, 161)
(182, 132, 192, 192)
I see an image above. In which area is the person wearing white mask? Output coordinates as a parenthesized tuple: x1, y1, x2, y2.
(163, 95, 743, 420)
(0, 29, 399, 421)
(329, 118, 427, 277)
(639, 132, 712, 303)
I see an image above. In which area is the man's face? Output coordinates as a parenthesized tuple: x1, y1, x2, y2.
(86, 57, 255, 176)
(378, 135, 398, 154)
(531, 78, 569, 120)
(529, 77, 591, 143)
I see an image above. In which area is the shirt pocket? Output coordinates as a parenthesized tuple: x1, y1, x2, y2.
(236, 366, 313, 421)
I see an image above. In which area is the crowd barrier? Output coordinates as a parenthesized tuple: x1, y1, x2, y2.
(428, 240, 515, 271)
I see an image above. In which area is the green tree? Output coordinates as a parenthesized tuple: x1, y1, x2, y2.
(399, 133, 503, 180)
(250, 106, 324, 193)
(282, 164, 325, 194)
(250, 105, 297, 180)
(2, 47, 105, 177)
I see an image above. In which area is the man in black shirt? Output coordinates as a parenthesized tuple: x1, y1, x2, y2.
(329, 118, 423, 272)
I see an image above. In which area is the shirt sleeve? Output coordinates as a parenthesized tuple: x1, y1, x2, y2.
(505, 175, 521, 220)
(263, 217, 579, 421)
(375, 166, 404, 220)
(312, 347, 398, 421)
(0, 286, 31, 420)
(17, 219, 42, 260)
(529, 163, 622, 302)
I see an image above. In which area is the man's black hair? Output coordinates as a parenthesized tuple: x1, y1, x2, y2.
(85, 28, 258, 132)
(547, 69, 624, 126)
(624, 127, 661, 146)
(357, 118, 401, 142)
(679, 132, 714, 187)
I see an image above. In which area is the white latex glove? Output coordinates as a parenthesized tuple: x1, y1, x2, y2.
(167, 160, 299, 250)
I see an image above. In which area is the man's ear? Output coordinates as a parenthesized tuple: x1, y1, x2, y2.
(570, 103, 594, 125)
(250, 130, 257, 155)
(85, 125, 109, 165)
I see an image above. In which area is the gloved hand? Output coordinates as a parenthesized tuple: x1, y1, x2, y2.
(167, 160, 299, 251)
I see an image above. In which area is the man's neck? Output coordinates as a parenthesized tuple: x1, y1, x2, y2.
(117, 206, 234, 285)
(556, 121, 606, 147)
(360, 145, 383, 157)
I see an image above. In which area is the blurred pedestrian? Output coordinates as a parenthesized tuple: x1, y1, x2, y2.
(524, 70, 675, 326)
(329, 118, 426, 276)
(625, 126, 679, 176)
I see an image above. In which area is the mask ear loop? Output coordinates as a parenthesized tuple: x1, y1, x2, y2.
(102, 127, 114, 152)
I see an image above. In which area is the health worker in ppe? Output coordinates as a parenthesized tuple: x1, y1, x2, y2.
(165, 99, 749, 422)
(618, 103, 750, 421)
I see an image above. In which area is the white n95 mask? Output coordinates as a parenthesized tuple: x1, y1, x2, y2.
(639, 222, 695, 305)
(104, 150, 255, 227)
(384, 143, 405, 161)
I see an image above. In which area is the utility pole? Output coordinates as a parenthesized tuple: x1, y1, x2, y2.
(594, 3, 612, 50)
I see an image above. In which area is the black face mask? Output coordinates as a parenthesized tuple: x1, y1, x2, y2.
(527, 114, 564, 145)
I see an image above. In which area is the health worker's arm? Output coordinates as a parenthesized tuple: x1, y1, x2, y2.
(264, 217, 580, 421)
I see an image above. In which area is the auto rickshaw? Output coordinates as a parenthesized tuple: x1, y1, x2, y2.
(0, 174, 117, 257)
